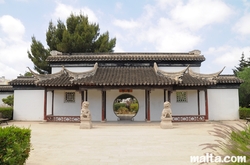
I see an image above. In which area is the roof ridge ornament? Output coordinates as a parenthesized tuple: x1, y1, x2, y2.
(64, 63, 98, 81)
(154, 63, 189, 81)
(27, 67, 65, 84)
(188, 66, 225, 79)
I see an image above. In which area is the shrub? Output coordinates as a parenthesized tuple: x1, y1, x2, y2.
(130, 103, 139, 113)
(200, 124, 250, 164)
(239, 107, 250, 119)
(116, 107, 129, 114)
(2, 95, 14, 107)
(113, 103, 126, 111)
(0, 107, 13, 119)
(0, 126, 31, 165)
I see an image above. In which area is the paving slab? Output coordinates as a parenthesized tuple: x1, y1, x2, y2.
(2, 120, 246, 165)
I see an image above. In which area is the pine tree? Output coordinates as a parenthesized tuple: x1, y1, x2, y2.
(233, 52, 249, 75)
(28, 13, 116, 74)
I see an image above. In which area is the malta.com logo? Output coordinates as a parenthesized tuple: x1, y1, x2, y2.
(190, 153, 246, 163)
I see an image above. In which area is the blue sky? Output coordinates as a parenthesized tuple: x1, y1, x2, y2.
(0, 0, 250, 79)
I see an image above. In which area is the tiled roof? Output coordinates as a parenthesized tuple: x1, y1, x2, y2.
(73, 67, 178, 86)
(216, 75, 244, 84)
(10, 77, 36, 86)
(46, 53, 206, 62)
(10, 65, 242, 87)
(0, 85, 13, 92)
(37, 73, 72, 87)
(180, 73, 217, 86)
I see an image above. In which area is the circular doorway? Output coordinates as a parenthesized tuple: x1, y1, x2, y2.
(113, 94, 139, 120)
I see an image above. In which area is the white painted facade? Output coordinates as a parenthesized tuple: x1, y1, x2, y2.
(13, 90, 44, 121)
(52, 67, 93, 73)
(208, 89, 239, 120)
(12, 87, 240, 121)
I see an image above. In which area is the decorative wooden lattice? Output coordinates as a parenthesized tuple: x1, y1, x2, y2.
(46, 115, 206, 122)
(172, 115, 206, 122)
(46, 115, 80, 122)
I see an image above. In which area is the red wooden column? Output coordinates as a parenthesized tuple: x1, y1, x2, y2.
(44, 88, 47, 120)
(197, 90, 200, 115)
(146, 89, 150, 121)
(101, 90, 106, 122)
(205, 89, 209, 120)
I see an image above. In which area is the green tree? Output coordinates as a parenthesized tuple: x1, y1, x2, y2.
(237, 67, 250, 107)
(2, 95, 14, 107)
(233, 52, 249, 75)
(28, 13, 116, 74)
(27, 36, 51, 74)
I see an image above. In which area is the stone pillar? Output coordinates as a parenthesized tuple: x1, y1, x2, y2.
(160, 101, 173, 129)
(80, 101, 92, 129)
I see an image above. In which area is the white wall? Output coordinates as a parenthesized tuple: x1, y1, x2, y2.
(14, 90, 44, 121)
(106, 89, 145, 121)
(88, 89, 102, 121)
(0, 92, 13, 106)
(208, 89, 239, 120)
(171, 90, 199, 115)
(150, 89, 164, 121)
(52, 67, 93, 73)
(159, 67, 200, 73)
(53, 90, 81, 116)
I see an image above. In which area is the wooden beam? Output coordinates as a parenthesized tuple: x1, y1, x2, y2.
(205, 89, 208, 120)
(164, 89, 166, 102)
(44, 88, 47, 120)
(147, 90, 150, 121)
(101, 90, 106, 122)
(197, 90, 200, 115)
(168, 91, 171, 102)
(145, 90, 147, 121)
(52, 90, 54, 115)
(85, 90, 88, 101)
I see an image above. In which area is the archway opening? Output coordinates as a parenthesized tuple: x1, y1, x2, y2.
(113, 94, 139, 120)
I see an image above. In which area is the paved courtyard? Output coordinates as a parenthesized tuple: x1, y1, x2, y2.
(1, 120, 246, 165)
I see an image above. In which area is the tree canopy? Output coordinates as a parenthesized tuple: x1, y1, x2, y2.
(233, 52, 250, 75)
(237, 67, 250, 107)
(28, 13, 116, 74)
(234, 52, 250, 107)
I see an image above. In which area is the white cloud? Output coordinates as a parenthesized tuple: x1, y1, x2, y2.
(206, 46, 250, 73)
(138, 18, 201, 51)
(115, 2, 123, 10)
(0, 15, 25, 42)
(0, 15, 33, 79)
(113, 19, 140, 29)
(52, 2, 98, 23)
(233, 13, 250, 35)
(170, 0, 232, 30)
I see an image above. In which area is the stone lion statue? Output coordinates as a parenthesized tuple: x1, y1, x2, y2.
(161, 101, 172, 119)
(81, 101, 91, 120)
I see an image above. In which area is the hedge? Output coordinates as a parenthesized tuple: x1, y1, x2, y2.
(239, 107, 250, 119)
(0, 126, 31, 165)
(0, 107, 13, 119)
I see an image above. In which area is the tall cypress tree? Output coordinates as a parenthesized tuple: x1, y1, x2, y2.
(28, 13, 116, 74)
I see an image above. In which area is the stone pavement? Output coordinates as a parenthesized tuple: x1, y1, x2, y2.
(2, 120, 246, 165)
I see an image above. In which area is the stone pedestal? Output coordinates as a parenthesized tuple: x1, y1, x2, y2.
(80, 118, 92, 129)
(160, 118, 173, 129)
